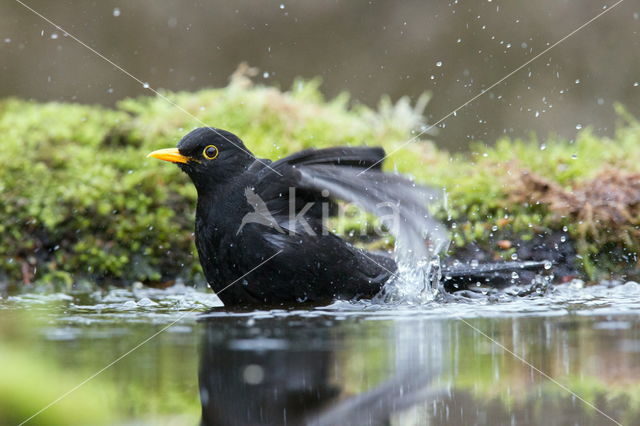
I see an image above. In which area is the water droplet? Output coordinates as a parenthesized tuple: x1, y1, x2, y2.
(50, 33, 59, 40)
(575, 124, 582, 130)
(470, 259, 479, 268)
(544, 261, 552, 270)
(436, 61, 443, 67)
(112, 7, 121, 17)
(511, 271, 519, 279)
(142, 82, 150, 89)
(279, 3, 285, 9)
(540, 143, 546, 150)
(571, 154, 578, 160)
(263, 72, 270, 78)
(511, 253, 518, 260)
(575, 79, 580, 84)
(243, 364, 264, 384)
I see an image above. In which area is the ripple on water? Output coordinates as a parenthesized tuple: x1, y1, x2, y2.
(202, 279, 640, 322)
(1, 283, 223, 325)
(3, 280, 640, 325)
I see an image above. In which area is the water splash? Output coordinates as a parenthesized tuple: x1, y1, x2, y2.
(373, 181, 449, 304)
(2, 283, 222, 325)
(4, 280, 640, 325)
(299, 165, 449, 302)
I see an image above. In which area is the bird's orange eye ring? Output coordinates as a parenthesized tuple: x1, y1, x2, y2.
(203, 145, 219, 160)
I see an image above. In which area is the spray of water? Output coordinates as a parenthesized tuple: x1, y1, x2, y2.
(298, 165, 449, 302)
(376, 184, 449, 304)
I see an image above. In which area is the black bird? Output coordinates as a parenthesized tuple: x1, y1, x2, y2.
(148, 127, 546, 307)
(199, 316, 439, 425)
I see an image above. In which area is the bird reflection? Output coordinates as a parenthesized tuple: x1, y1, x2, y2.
(198, 316, 439, 426)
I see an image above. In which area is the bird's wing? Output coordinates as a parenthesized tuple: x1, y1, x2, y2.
(249, 146, 386, 174)
(233, 146, 447, 303)
(250, 146, 448, 261)
(297, 165, 449, 261)
(248, 147, 387, 226)
(237, 225, 397, 303)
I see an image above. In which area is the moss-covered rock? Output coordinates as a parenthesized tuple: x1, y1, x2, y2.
(425, 111, 640, 280)
(1, 69, 638, 290)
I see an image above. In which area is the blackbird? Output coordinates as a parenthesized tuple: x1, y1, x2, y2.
(148, 127, 546, 307)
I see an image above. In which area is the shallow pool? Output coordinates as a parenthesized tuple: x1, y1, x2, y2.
(3, 281, 640, 425)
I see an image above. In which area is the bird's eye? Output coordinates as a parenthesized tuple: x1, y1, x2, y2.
(203, 145, 219, 160)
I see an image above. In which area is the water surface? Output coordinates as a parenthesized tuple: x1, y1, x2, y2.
(3, 281, 640, 425)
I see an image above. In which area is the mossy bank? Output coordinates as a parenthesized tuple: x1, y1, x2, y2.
(2, 70, 639, 292)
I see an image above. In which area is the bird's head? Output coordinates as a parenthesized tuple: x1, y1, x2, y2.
(147, 127, 255, 192)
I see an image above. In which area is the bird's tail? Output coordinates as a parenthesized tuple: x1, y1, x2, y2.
(441, 260, 551, 290)
(443, 260, 549, 278)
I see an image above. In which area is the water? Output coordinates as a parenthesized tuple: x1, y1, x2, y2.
(3, 281, 640, 425)
(296, 164, 448, 301)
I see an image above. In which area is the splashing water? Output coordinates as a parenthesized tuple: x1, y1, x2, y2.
(360, 175, 449, 304)
(377, 192, 449, 304)
(298, 165, 449, 302)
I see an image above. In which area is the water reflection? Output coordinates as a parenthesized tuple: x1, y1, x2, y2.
(200, 317, 339, 425)
(198, 312, 638, 425)
(199, 315, 440, 425)
(5, 287, 640, 424)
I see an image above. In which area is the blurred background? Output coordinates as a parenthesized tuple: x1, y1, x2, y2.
(0, 0, 638, 150)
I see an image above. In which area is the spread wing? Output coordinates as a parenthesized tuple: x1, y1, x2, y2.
(248, 147, 386, 228)
(232, 145, 449, 303)
(249, 146, 449, 261)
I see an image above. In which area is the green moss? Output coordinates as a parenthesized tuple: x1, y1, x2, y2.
(1, 74, 638, 288)
(413, 117, 640, 279)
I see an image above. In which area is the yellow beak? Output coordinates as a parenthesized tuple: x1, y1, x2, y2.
(147, 148, 188, 164)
